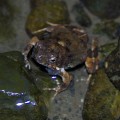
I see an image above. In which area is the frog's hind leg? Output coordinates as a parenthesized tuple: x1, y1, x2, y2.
(22, 36, 39, 69)
(43, 68, 73, 99)
(33, 22, 65, 34)
(46, 21, 59, 26)
(85, 38, 99, 83)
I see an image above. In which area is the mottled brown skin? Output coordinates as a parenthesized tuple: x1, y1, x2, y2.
(23, 23, 99, 97)
(32, 39, 70, 68)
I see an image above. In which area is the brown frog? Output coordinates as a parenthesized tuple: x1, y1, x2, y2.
(22, 22, 99, 97)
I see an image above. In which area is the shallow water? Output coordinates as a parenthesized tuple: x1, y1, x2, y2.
(0, 0, 119, 120)
(0, 0, 30, 52)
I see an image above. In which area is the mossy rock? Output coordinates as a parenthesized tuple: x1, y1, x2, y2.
(26, 0, 70, 33)
(99, 42, 117, 61)
(82, 69, 120, 120)
(0, 51, 56, 120)
(93, 20, 119, 38)
(81, 0, 120, 19)
(105, 36, 120, 91)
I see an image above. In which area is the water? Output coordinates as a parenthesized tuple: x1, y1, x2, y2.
(0, 0, 117, 120)
(0, 0, 30, 52)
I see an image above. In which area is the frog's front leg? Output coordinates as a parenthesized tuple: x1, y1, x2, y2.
(22, 36, 39, 69)
(44, 67, 73, 98)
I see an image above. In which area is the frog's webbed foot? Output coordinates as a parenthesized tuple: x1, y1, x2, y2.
(24, 59, 31, 69)
(43, 79, 62, 100)
(43, 68, 73, 99)
(22, 36, 39, 69)
(22, 51, 31, 69)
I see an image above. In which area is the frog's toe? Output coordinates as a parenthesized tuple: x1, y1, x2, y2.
(25, 61, 31, 69)
(86, 74, 92, 83)
(43, 87, 57, 91)
(43, 83, 67, 99)
(43, 86, 59, 100)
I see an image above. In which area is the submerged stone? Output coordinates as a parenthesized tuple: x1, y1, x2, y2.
(0, 51, 56, 120)
(72, 3, 92, 27)
(82, 69, 120, 120)
(93, 20, 119, 38)
(105, 33, 120, 90)
(26, 0, 70, 33)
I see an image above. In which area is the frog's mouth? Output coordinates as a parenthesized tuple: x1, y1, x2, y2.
(47, 64, 57, 70)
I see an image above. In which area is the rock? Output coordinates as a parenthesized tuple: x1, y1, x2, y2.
(93, 20, 119, 38)
(72, 3, 92, 27)
(0, 51, 56, 120)
(100, 42, 117, 56)
(105, 28, 120, 90)
(82, 69, 120, 120)
(81, 0, 120, 19)
(26, 0, 70, 33)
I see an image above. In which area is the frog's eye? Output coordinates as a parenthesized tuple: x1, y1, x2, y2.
(50, 57, 56, 63)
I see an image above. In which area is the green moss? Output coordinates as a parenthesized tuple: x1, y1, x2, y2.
(26, 0, 70, 33)
(93, 20, 118, 38)
(99, 42, 117, 60)
(111, 91, 120, 119)
(83, 69, 120, 120)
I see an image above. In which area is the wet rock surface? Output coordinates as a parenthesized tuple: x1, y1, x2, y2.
(93, 20, 119, 38)
(26, 0, 70, 33)
(105, 36, 120, 90)
(0, 51, 57, 120)
(83, 69, 120, 120)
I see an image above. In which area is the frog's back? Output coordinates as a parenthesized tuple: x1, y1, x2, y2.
(50, 25, 89, 68)
(36, 24, 89, 68)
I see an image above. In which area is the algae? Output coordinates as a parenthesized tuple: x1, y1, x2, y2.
(111, 91, 120, 119)
(93, 20, 119, 38)
(26, 0, 70, 33)
(83, 69, 120, 120)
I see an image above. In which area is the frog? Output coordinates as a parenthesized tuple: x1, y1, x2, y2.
(22, 22, 99, 97)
